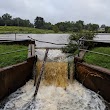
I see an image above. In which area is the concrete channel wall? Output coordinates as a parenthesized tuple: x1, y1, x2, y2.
(74, 57, 110, 102)
(0, 40, 36, 101)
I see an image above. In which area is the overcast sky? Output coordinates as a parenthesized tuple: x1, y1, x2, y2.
(0, 0, 110, 25)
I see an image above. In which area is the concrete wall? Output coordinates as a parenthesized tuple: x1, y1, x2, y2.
(0, 57, 35, 101)
(74, 57, 110, 102)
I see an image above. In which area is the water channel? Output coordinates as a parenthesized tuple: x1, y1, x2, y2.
(0, 34, 110, 110)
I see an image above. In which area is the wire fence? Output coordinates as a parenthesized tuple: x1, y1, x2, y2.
(0, 49, 28, 56)
(78, 39, 110, 57)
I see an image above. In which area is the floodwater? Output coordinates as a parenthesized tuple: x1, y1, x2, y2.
(0, 33, 110, 47)
(0, 34, 69, 48)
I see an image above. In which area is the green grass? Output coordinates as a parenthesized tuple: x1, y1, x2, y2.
(0, 26, 54, 34)
(0, 44, 28, 68)
(84, 47, 110, 69)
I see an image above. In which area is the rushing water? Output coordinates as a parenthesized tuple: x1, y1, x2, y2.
(0, 49, 109, 110)
(0, 34, 110, 110)
(0, 80, 107, 110)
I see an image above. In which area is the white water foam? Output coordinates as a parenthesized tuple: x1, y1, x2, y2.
(1, 80, 106, 110)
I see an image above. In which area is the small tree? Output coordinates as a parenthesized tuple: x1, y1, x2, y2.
(53, 25, 59, 33)
(62, 32, 95, 54)
(34, 16, 45, 29)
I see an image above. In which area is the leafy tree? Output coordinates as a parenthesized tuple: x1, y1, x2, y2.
(91, 24, 99, 31)
(44, 22, 52, 30)
(74, 20, 84, 32)
(107, 28, 110, 33)
(101, 24, 106, 28)
(34, 16, 45, 29)
(0, 17, 5, 26)
(2, 13, 12, 26)
(53, 25, 59, 33)
(62, 32, 95, 53)
(84, 23, 99, 31)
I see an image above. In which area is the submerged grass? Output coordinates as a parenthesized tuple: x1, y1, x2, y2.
(37, 62, 68, 88)
(0, 26, 54, 34)
(84, 47, 110, 70)
(0, 44, 28, 68)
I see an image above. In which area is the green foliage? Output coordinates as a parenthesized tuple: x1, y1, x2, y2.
(84, 47, 110, 70)
(107, 28, 110, 33)
(0, 26, 54, 34)
(34, 16, 45, 29)
(53, 25, 59, 33)
(0, 45, 28, 68)
(44, 22, 52, 30)
(0, 13, 33, 27)
(62, 32, 95, 53)
(84, 23, 99, 31)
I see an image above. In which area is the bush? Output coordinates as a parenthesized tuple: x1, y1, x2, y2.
(62, 32, 95, 54)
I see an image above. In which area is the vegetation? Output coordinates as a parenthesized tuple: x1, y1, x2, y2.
(0, 45, 28, 68)
(84, 47, 110, 69)
(62, 32, 95, 54)
(0, 26, 54, 34)
(1, 13, 110, 33)
(0, 13, 33, 27)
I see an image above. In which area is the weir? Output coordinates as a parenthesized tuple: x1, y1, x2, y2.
(0, 48, 108, 110)
(0, 38, 109, 110)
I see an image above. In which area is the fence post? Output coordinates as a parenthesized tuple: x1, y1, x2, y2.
(31, 44, 35, 57)
(28, 44, 32, 58)
(15, 33, 16, 40)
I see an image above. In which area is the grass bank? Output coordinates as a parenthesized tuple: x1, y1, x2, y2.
(84, 47, 110, 70)
(0, 26, 54, 34)
(0, 44, 28, 68)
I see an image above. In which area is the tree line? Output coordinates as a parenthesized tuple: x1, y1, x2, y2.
(0, 13, 33, 27)
(0, 13, 110, 33)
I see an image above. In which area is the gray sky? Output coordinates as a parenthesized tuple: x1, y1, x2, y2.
(0, 0, 110, 25)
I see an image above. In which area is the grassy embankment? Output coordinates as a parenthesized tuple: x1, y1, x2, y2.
(84, 47, 110, 70)
(0, 44, 28, 68)
(0, 26, 54, 34)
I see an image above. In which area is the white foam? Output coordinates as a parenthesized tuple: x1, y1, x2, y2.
(2, 80, 106, 110)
